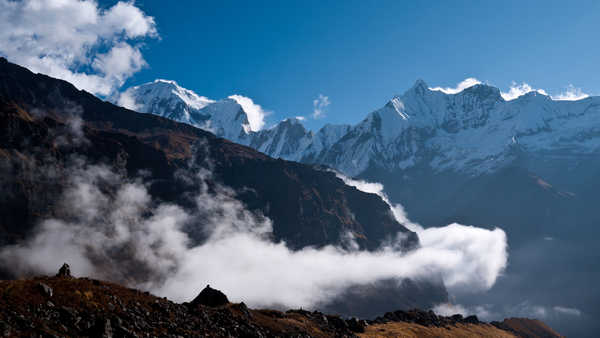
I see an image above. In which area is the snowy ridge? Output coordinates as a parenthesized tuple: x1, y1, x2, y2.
(115, 79, 600, 177)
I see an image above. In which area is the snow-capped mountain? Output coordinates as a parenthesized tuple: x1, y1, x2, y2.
(114, 80, 252, 142)
(115, 78, 600, 177)
(113, 79, 352, 161)
(114, 76, 600, 338)
(316, 80, 600, 176)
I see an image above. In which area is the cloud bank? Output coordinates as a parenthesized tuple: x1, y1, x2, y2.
(0, 154, 509, 310)
(334, 173, 508, 293)
(0, 0, 157, 96)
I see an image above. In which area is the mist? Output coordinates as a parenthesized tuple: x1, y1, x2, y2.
(0, 155, 508, 310)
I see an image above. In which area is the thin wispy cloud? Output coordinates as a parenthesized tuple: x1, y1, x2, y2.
(553, 84, 589, 101)
(0, 0, 157, 96)
(312, 94, 331, 119)
(501, 82, 548, 101)
(429, 78, 591, 102)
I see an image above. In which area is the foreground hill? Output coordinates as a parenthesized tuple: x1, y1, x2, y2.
(0, 268, 561, 337)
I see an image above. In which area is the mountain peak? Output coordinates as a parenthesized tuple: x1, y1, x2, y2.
(403, 79, 432, 98)
(413, 79, 428, 89)
(153, 78, 179, 86)
(460, 83, 503, 102)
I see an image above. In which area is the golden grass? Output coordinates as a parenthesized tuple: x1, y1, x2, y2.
(359, 322, 517, 338)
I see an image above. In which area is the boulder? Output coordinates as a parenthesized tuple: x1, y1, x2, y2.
(37, 282, 53, 298)
(190, 285, 229, 307)
(56, 263, 72, 278)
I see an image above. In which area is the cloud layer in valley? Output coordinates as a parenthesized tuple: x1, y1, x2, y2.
(0, 0, 157, 96)
(0, 148, 508, 310)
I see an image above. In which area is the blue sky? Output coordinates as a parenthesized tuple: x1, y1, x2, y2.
(3, 0, 599, 131)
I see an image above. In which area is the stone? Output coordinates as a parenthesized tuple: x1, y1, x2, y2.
(190, 285, 229, 308)
(37, 282, 53, 298)
(56, 263, 72, 278)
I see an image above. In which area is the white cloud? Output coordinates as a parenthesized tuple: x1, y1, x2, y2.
(0, 0, 157, 96)
(433, 303, 496, 321)
(429, 78, 482, 94)
(333, 173, 508, 293)
(116, 89, 142, 111)
(228, 95, 268, 131)
(553, 306, 582, 316)
(552, 84, 589, 101)
(430, 79, 590, 102)
(434, 302, 583, 322)
(501, 82, 548, 101)
(312, 94, 330, 119)
(0, 155, 508, 310)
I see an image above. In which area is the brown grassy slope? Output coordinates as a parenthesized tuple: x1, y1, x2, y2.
(360, 322, 517, 338)
(498, 318, 564, 338)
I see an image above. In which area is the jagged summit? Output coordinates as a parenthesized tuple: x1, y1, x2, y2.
(412, 78, 429, 90)
(153, 78, 179, 85)
(115, 76, 600, 176)
(460, 83, 503, 101)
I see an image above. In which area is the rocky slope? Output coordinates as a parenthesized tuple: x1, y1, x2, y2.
(0, 267, 562, 338)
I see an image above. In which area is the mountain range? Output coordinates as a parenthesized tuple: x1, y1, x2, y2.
(0, 57, 451, 320)
(115, 75, 600, 337)
(114, 78, 600, 177)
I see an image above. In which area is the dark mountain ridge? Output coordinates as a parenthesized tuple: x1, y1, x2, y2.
(0, 57, 446, 317)
(0, 56, 416, 251)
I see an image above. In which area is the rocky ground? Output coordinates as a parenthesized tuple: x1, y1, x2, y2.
(0, 265, 562, 337)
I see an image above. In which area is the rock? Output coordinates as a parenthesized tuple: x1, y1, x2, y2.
(451, 314, 463, 322)
(464, 315, 479, 324)
(90, 318, 113, 338)
(346, 318, 366, 333)
(0, 320, 11, 337)
(37, 282, 53, 298)
(325, 315, 348, 330)
(56, 263, 72, 278)
(190, 285, 229, 307)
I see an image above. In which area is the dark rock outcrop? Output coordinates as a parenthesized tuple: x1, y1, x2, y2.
(191, 285, 229, 308)
(373, 308, 479, 328)
(56, 263, 72, 278)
